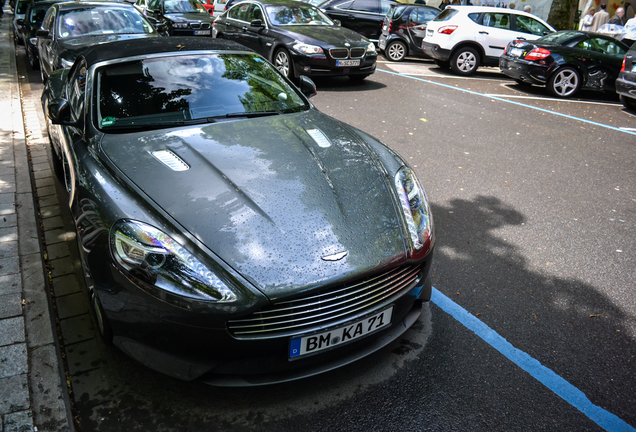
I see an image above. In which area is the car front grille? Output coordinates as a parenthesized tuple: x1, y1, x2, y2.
(191, 22, 211, 29)
(329, 47, 366, 60)
(227, 263, 423, 339)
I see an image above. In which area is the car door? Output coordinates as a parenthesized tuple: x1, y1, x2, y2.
(475, 12, 517, 59)
(574, 36, 628, 91)
(221, 2, 251, 43)
(37, 5, 57, 77)
(237, 3, 273, 55)
(406, 7, 437, 51)
(143, 0, 166, 26)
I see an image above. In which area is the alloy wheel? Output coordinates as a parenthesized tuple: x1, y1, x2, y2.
(274, 49, 290, 78)
(456, 51, 476, 73)
(552, 69, 579, 97)
(386, 41, 406, 62)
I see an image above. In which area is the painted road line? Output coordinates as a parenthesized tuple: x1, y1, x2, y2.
(431, 288, 636, 432)
(487, 93, 623, 106)
(379, 69, 636, 137)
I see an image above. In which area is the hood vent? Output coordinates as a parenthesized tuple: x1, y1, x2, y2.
(306, 128, 331, 148)
(151, 150, 190, 171)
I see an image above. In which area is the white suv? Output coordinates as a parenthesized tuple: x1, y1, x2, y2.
(421, 6, 554, 75)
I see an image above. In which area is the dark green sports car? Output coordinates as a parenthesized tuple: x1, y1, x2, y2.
(42, 37, 434, 386)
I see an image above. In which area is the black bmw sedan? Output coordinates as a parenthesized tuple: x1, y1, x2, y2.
(500, 30, 629, 98)
(42, 37, 434, 385)
(137, 0, 215, 36)
(213, 0, 377, 80)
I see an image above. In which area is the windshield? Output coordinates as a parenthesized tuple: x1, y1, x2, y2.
(57, 7, 155, 38)
(164, 0, 207, 13)
(266, 5, 333, 26)
(95, 53, 309, 131)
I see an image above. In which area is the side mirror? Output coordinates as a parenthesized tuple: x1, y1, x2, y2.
(47, 99, 79, 126)
(298, 75, 317, 99)
(16, 18, 24, 27)
(36, 28, 50, 38)
(250, 19, 263, 28)
(332, 19, 341, 26)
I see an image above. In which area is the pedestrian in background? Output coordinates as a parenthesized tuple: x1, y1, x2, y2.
(591, 4, 610, 32)
(508, 2, 515, 9)
(579, 7, 595, 31)
(609, 7, 625, 25)
(439, 0, 451, 9)
(524, 5, 531, 13)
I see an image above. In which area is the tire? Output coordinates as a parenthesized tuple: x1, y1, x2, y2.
(91, 290, 113, 344)
(27, 49, 39, 70)
(434, 59, 450, 69)
(349, 74, 370, 82)
(385, 40, 407, 62)
(450, 47, 479, 76)
(49, 138, 64, 181)
(273, 48, 293, 79)
(547, 67, 580, 98)
(621, 95, 636, 111)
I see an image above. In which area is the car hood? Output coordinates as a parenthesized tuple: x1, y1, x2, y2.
(101, 110, 408, 299)
(58, 34, 158, 58)
(166, 12, 212, 22)
(278, 25, 370, 46)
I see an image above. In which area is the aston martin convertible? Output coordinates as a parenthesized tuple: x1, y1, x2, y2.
(42, 37, 434, 386)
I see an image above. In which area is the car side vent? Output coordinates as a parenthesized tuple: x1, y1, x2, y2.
(306, 128, 331, 148)
(151, 150, 190, 171)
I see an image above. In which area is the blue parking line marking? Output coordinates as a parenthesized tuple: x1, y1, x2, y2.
(378, 69, 636, 137)
(431, 288, 635, 432)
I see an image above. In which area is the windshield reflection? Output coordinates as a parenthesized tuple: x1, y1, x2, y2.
(95, 53, 309, 131)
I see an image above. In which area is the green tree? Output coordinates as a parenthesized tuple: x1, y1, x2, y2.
(547, 0, 578, 30)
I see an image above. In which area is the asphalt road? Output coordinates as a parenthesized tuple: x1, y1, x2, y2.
(17, 49, 636, 432)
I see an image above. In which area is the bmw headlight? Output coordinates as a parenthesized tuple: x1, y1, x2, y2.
(366, 42, 376, 54)
(173, 22, 189, 28)
(110, 220, 237, 303)
(395, 167, 433, 254)
(60, 58, 74, 69)
(293, 42, 324, 55)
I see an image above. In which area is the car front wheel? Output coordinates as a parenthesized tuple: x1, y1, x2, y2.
(385, 40, 407, 62)
(273, 48, 293, 79)
(548, 67, 580, 98)
(450, 47, 479, 76)
(620, 95, 636, 111)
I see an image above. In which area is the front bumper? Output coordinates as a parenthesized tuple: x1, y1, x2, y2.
(421, 42, 451, 61)
(291, 52, 377, 78)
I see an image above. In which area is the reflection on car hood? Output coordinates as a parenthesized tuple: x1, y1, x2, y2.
(280, 25, 370, 46)
(166, 12, 212, 22)
(59, 33, 159, 50)
(101, 110, 408, 299)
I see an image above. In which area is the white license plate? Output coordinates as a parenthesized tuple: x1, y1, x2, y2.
(195, 30, 211, 35)
(336, 59, 361, 67)
(510, 47, 523, 57)
(289, 306, 393, 359)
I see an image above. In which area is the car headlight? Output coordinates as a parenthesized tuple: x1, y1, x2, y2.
(366, 42, 376, 54)
(173, 22, 189, 28)
(293, 42, 323, 55)
(110, 220, 237, 303)
(395, 167, 433, 254)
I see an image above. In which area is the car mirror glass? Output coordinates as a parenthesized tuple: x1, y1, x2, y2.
(250, 19, 263, 27)
(36, 28, 50, 38)
(47, 99, 79, 127)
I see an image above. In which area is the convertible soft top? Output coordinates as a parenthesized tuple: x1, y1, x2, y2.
(80, 37, 253, 68)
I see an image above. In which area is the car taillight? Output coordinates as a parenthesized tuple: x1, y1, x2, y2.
(438, 25, 457, 35)
(524, 47, 551, 61)
(621, 56, 626, 72)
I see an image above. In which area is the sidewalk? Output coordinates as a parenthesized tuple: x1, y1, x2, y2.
(0, 7, 74, 432)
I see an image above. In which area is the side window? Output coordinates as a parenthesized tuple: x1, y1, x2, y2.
(148, 0, 161, 10)
(247, 4, 263, 22)
(42, 7, 56, 31)
(379, 0, 393, 14)
(515, 15, 549, 36)
(581, 37, 628, 56)
(68, 61, 88, 121)
(333, 0, 354, 10)
(409, 8, 420, 24)
(350, 0, 379, 13)
(482, 12, 510, 30)
(228, 2, 250, 20)
(418, 8, 438, 22)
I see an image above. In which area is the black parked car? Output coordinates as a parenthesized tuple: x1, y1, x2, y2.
(36, 1, 161, 82)
(319, 0, 398, 43)
(378, 3, 439, 61)
(500, 30, 629, 98)
(137, 0, 215, 36)
(214, 0, 377, 80)
(616, 40, 636, 111)
(17, 0, 57, 70)
(42, 36, 434, 385)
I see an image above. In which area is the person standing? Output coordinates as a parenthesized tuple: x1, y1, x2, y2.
(591, 4, 610, 32)
(579, 7, 595, 31)
(523, 5, 531, 13)
(439, 0, 451, 9)
(609, 7, 625, 25)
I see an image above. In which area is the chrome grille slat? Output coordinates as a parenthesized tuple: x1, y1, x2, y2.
(232, 266, 418, 324)
(231, 277, 416, 335)
(228, 264, 422, 338)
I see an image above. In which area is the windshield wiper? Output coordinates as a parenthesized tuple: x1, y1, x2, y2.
(103, 118, 215, 131)
(216, 111, 281, 119)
